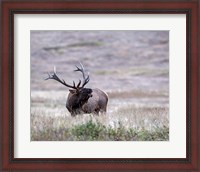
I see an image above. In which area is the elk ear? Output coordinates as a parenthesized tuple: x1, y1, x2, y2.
(69, 89, 76, 94)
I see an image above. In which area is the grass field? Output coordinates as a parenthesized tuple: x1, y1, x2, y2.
(31, 31, 169, 141)
(31, 90, 169, 141)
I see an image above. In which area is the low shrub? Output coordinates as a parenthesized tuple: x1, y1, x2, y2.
(66, 119, 168, 141)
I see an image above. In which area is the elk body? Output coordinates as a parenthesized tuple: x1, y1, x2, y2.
(46, 63, 108, 116)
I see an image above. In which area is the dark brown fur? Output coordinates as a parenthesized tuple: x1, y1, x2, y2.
(66, 88, 108, 116)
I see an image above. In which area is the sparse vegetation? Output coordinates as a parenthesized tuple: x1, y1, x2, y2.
(107, 89, 168, 99)
(43, 41, 103, 52)
(95, 68, 168, 77)
(31, 96, 169, 141)
(31, 115, 169, 141)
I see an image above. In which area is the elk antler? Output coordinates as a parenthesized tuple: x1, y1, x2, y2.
(45, 66, 81, 89)
(74, 62, 90, 88)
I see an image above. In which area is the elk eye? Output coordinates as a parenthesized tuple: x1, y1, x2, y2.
(69, 89, 76, 94)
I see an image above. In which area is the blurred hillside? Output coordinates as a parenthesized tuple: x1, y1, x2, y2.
(31, 30, 169, 94)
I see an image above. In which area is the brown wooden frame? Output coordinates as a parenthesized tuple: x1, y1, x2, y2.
(1, 0, 199, 171)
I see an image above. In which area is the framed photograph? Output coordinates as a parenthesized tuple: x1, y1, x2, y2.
(1, 0, 199, 171)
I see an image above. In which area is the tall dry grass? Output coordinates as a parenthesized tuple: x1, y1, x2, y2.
(31, 90, 169, 141)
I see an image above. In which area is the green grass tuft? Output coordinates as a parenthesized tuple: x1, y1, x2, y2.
(31, 115, 169, 141)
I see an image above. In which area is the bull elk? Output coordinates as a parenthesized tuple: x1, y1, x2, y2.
(45, 63, 108, 116)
